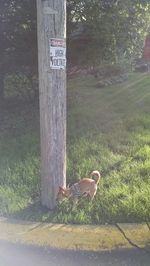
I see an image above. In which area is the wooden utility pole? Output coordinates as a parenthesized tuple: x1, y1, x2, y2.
(36, 0, 66, 209)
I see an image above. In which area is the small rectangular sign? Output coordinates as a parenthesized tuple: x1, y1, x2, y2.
(49, 38, 66, 70)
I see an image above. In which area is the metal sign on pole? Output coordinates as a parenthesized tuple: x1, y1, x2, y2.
(37, 0, 66, 209)
(49, 38, 66, 69)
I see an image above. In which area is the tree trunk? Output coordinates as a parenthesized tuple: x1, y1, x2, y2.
(37, 0, 66, 209)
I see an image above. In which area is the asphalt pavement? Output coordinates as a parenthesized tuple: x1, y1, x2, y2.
(0, 240, 150, 266)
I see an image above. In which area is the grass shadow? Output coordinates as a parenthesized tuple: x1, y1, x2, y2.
(10, 201, 54, 223)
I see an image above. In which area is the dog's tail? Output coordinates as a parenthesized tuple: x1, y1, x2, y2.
(91, 170, 101, 184)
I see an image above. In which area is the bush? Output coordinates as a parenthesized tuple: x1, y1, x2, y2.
(4, 73, 38, 100)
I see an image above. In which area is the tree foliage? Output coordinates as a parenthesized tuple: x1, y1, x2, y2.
(67, 0, 150, 64)
(0, 0, 37, 100)
(1, 0, 150, 99)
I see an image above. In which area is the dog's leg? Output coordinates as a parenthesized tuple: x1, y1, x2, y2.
(89, 190, 96, 200)
(82, 192, 88, 198)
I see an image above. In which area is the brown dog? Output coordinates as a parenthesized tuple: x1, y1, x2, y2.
(57, 170, 100, 203)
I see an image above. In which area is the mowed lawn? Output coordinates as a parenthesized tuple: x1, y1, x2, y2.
(0, 73, 150, 224)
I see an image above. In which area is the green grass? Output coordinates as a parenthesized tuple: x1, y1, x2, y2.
(0, 73, 150, 224)
(0, 102, 40, 216)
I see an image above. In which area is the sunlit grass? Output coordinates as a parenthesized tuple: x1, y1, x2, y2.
(0, 73, 150, 223)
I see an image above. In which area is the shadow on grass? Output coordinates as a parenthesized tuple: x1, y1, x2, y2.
(11, 201, 55, 223)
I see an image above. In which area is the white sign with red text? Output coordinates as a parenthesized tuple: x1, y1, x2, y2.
(49, 38, 66, 70)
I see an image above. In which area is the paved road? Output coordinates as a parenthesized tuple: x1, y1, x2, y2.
(0, 240, 149, 266)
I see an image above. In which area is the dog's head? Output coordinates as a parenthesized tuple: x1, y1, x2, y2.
(56, 186, 71, 202)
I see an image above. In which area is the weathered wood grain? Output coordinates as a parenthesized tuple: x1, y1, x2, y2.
(37, 0, 66, 209)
